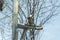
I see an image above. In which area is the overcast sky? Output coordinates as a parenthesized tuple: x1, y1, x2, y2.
(40, 14, 60, 40)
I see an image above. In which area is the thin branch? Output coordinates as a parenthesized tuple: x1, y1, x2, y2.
(36, 0, 45, 24)
(40, 0, 58, 26)
(18, 12, 23, 23)
(0, 15, 11, 21)
(20, 30, 27, 40)
(19, 5, 27, 19)
(41, 8, 57, 26)
(26, 0, 29, 16)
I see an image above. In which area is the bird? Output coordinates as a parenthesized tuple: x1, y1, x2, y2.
(0, 0, 4, 11)
(28, 15, 33, 25)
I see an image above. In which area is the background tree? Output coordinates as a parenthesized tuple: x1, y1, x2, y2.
(0, 0, 60, 40)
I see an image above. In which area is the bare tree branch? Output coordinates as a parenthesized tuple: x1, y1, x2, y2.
(19, 5, 27, 19)
(36, 0, 45, 24)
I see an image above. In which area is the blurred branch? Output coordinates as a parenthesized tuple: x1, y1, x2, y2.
(19, 5, 27, 19)
(20, 30, 27, 40)
(0, 15, 11, 21)
(3, 0, 13, 12)
(41, 8, 57, 26)
(40, 0, 59, 26)
(18, 13, 23, 23)
(36, 0, 45, 24)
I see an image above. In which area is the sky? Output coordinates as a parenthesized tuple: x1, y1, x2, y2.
(40, 14, 60, 40)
